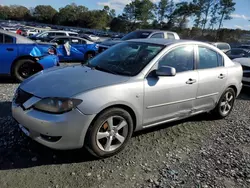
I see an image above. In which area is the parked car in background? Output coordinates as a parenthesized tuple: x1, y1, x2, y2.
(86, 34, 100, 42)
(0, 29, 59, 82)
(98, 30, 180, 53)
(29, 30, 78, 42)
(12, 39, 242, 158)
(211, 42, 231, 53)
(233, 57, 250, 87)
(50, 36, 99, 62)
(225, 48, 250, 59)
(238, 45, 250, 50)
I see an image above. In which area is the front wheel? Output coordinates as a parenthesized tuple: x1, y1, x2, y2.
(85, 108, 134, 158)
(212, 88, 236, 119)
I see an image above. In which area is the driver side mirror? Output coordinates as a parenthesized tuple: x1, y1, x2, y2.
(156, 66, 176, 76)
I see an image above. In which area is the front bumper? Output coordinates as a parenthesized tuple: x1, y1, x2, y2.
(12, 101, 95, 150)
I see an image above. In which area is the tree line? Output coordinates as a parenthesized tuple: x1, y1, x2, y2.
(0, 0, 249, 42)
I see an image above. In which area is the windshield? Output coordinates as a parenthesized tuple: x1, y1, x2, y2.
(87, 42, 164, 76)
(121, 31, 152, 41)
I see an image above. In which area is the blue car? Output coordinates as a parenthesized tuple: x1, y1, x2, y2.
(0, 29, 59, 82)
(50, 36, 99, 62)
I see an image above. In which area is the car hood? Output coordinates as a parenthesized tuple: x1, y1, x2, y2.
(20, 65, 130, 98)
(233, 58, 250, 67)
(100, 39, 123, 47)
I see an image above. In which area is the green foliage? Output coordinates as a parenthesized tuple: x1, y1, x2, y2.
(34, 5, 57, 23)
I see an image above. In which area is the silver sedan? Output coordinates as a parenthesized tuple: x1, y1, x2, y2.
(12, 39, 243, 158)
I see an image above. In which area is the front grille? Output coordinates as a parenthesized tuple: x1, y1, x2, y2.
(98, 46, 108, 53)
(243, 72, 250, 77)
(15, 88, 33, 105)
(242, 65, 250, 71)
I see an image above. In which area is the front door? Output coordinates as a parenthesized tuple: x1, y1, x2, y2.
(143, 45, 198, 127)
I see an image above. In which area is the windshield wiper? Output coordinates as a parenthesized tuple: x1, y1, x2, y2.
(91, 65, 117, 75)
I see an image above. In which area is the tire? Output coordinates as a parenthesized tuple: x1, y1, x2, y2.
(85, 108, 134, 158)
(212, 88, 236, 119)
(13, 59, 40, 82)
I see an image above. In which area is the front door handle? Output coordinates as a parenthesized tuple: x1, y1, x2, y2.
(218, 74, 225, 79)
(186, 78, 197, 84)
(6, 48, 14, 51)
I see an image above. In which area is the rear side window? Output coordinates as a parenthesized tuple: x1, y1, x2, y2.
(151, 33, 164, 38)
(167, 33, 175, 39)
(0, 34, 14, 44)
(216, 43, 230, 50)
(4, 35, 14, 44)
(55, 33, 66, 36)
(69, 33, 78, 36)
(198, 46, 223, 69)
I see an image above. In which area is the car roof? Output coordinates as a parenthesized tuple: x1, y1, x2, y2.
(127, 39, 205, 46)
(134, 29, 177, 34)
(46, 30, 78, 34)
(51, 36, 90, 42)
(0, 29, 34, 44)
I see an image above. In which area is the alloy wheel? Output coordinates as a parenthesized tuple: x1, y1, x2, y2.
(220, 91, 234, 116)
(96, 116, 129, 152)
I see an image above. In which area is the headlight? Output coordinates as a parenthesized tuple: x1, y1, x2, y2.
(33, 98, 82, 114)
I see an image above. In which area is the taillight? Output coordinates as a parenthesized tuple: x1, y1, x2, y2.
(48, 48, 56, 55)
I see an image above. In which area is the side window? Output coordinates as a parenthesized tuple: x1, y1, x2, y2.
(167, 33, 175, 39)
(151, 33, 164, 38)
(81, 39, 87, 44)
(70, 39, 81, 44)
(69, 33, 78, 36)
(216, 43, 230, 50)
(198, 46, 223, 69)
(4, 35, 14, 44)
(56, 33, 66, 36)
(158, 45, 194, 73)
(0, 34, 3, 43)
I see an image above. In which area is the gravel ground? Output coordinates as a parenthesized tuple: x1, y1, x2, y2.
(0, 75, 250, 188)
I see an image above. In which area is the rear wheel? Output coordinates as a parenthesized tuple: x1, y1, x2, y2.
(13, 59, 42, 82)
(85, 108, 133, 158)
(212, 88, 236, 119)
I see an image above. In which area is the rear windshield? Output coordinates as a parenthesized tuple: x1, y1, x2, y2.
(216, 43, 230, 50)
(121, 31, 152, 40)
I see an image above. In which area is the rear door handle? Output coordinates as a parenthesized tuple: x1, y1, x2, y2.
(218, 74, 225, 79)
(186, 78, 197, 84)
(6, 48, 14, 51)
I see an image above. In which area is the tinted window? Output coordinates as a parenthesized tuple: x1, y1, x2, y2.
(226, 49, 245, 55)
(198, 46, 223, 69)
(0, 34, 3, 43)
(70, 39, 81, 44)
(4, 35, 14, 44)
(121, 31, 152, 40)
(167, 33, 175, 39)
(239, 45, 250, 50)
(52, 38, 69, 45)
(69, 33, 78, 36)
(158, 45, 194, 73)
(216, 43, 230, 50)
(88, 42, 164, 76)
(151, 33, 164, 38)
(55, 33, 66, 36)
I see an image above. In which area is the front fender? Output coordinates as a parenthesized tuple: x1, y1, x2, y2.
(74, 82, 144, 129)
(37, 55, 59, 69)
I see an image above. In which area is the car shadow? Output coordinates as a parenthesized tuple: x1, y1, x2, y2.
(0, 89, 249, 170)
(0, 76, 17, 84)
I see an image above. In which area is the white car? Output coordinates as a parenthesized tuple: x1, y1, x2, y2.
(87, 34, 100, 41)
(211, 42, 231, 53)
(233, 58, 250, 87)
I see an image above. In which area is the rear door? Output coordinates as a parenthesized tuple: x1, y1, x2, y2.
(68, 38, 86, 61)
(194, 45, 227, 112)
(0, 34, 18, 74)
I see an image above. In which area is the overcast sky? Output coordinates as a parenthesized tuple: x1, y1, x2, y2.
(1, 0, 250, 30)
